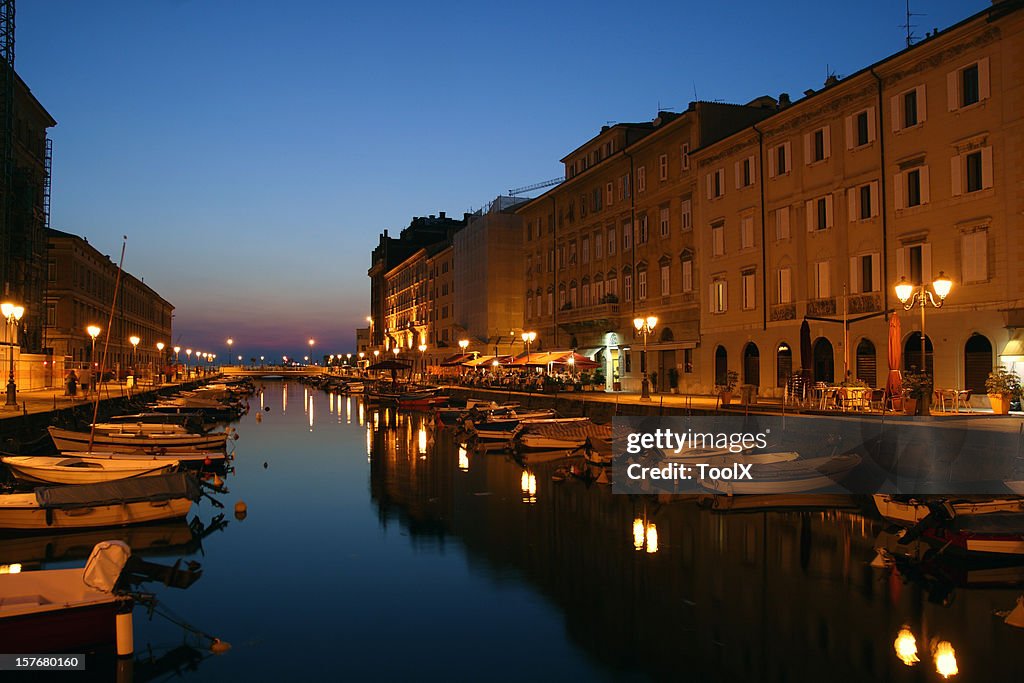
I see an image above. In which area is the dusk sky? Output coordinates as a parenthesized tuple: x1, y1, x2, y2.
(16, 0, 985, 361)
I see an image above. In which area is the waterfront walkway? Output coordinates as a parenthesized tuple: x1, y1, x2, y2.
(0, 377, 205, 423)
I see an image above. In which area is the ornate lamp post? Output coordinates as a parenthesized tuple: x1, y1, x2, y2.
(129, 335, 140, 380)
(86, 325, 101, 395)
(521, 331, 536, 362)
(895, 272, 953, 377)
(1, 303, 23, 406)
(633, 315, 658, 401)
(418, 343, 427, 378)
(155, 342, 165, 384)
(308, 338, 315, 365)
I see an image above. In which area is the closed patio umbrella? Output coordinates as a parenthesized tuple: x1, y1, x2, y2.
(885, 314, 902, 405)
(799, 320, 812, 379)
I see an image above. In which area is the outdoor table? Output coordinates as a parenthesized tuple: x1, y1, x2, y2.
(936, 389, 971, 413)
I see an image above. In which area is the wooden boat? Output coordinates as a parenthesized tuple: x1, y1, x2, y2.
(1, 456, 178, 485)
(698, 493, 861, 512)
(91, 422, 190, 436)
(920, 514, 1024, 557)
(63, 450, 226, 465)
(0, 540, 134, 653)
(514, 420, 611, 451)
(0, 473, 201, 531)
(48, 426, 228, 454)
(873, 495, 1024, 526)
(700, 453, 860, 495)
(107, 412, 209, 429)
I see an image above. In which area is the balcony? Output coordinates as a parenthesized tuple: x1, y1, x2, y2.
(848, 293, 881, 314)
(807, 297, 836, 316)
(557, 300, 621, 333)
(770, 303, 797, 322)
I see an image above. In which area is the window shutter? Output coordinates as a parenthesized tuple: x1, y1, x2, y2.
(871, 253, 881, 292)
(849, 256, 860, 294)
(825, 194, 834, 227)
(709, 283, 716, 313)
(819, 262, 831, 298)
(783, 142, 792, 173)
(981, 146, 993, 189)
(922, 242, 932, 282)
(805, 200, 815, 232)
(706, 174, 713, 199)
(894, 172, 905, 210)
(917, 85, 927, 123)
(978, 57, 990, 100)
(734, 161, 742, 189)
(780, 268, 791, 304)
(947, 70, 959, 111)
(951, 155, 962, 196)
(823, 126, 831, 158)
(962, 233, 976, 282)
(978, 232, 989, 281)
(845, 115, 854, 150)
(803, 132, 812, 165)
(896, 247, 907, 281)
(869, 181, 879, 217)
(920, 166, 930, 204)
(768, 148, 777, 178)
(748, 155, 756, 184)
(867, 107, 876, 142)
(847, 188, 857, 222)
(777, 207, 790, 240)
(890, 94, 901, 131)
(722, 281, 728, 312)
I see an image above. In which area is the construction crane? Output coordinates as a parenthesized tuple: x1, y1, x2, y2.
(508, 177, 563, 198)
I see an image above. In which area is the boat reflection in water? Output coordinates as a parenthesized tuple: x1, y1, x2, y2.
(365, 404, 1024, 681)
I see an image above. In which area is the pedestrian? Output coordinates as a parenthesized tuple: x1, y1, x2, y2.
(80, 366, 91, 394)
(65, 369, 78, 396)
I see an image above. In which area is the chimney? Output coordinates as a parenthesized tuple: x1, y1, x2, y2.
(779, 92, 791, 107)
(439, 211, 446, 219)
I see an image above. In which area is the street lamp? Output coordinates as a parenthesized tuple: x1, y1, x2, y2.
(633, 315, 658, 401)
(895, 272, 952, 378)
(173, 346, 181, 380)
(308, 338, 315, 364)
(226, 338, 233, 366)
(1, 303, 23, 406)
(129, 335, 140, 379)
(185, 348, 192, 378)
(260, 355, 264, 367)
(86, 325, 101, 395)
(418, 343, 427, 378)
(521, 331, 536, 362)
(155, 342, 165, 384)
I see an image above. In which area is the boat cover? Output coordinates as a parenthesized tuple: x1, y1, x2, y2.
(520, 422, 612, 439)
(34, 472, 202, 509)
(83, 540, 131, 593)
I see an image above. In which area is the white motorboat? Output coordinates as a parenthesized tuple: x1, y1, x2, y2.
(873, 494, 1024, 526)
(513, 419, 609, 451)
(0, 540, 134, 654)
(0, 473, 201, 531)
(700, 453, 861, 495)
(48, 426, 228, 454)
(1, 456, 178, 485)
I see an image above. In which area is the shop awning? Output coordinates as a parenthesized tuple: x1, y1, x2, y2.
(462, 355, 513, 367)
(441, 353, 474, 366)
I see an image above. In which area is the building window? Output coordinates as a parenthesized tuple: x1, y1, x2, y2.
(897, 243, 931, 285)
(569, 242, 577, 265)
(735, 155, 755, 188)
(637, 271, 647, 300)
(594, 231, 603, 259)
(948, 58, 989, 110)
(775, 207, 790, 240)
(659, 154, 669, 181)
(806, 194, 834, 231)
(814, 261, 831, 298)
(961, 229, 988, 283)
(659, 206, 670, 237)
(47, 260, 56, 282)
(707, 168, 725, 199)
(777, 267, 792, 304)
(624, 274, 633, 302)
(952, 147, 992, 195)
(846, 108, 875, 149)
(608, 227, 616, 256)
(805, 126, 830, 164)
(680, 199, 692, 231)
(46, 303, 55, 326)
(623, 221, 632, 250)
(605, 182, 614, 207)
(770, 142, 791, 178)
(637, 165, 646, 193)
(581, 237, 590, 264)
(712, 222, 725, 256)
(582, 282, 590, 307)
(850, 253, 881, 293)
(710, 279, 727, 314)
(637, 215, 648, 244)
(680, 143, 690, 171)
(904, 88, 919, 128)
(741, 216, 754, 250)
(681, 258, 693, 292)
(908, 168, 921, 207)
(742, 271, 756, 310)
(660, 265, 670, 296)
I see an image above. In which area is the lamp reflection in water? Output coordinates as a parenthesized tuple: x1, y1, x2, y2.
(308, 394, 314, 431)
(418, 425, 427, 455)
(366, 426, 372, 457)
(934, 641, 958, 678)
(346, 397, 352, 424)
(894, 627, 919, 666)
(520, 470, 537, 504)
(282, 384, 288, 413)
(358, 402, 364, 426)
(632, 517, 659, 554)
(458, 445, 469, 472)
(329, 393, 334, 413)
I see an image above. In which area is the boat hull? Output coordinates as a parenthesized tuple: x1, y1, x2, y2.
(2, 457, 177, 485)
(0, 598, 126, 653)
(48, 427, 227, 454)
(0, 497, 193, 530)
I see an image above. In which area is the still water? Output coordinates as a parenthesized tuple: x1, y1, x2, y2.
(16, 380, 1024, 681)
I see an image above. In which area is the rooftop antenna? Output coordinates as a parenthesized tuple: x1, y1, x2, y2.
(901, 0, 924, 48)
(692, 81, 698, 102)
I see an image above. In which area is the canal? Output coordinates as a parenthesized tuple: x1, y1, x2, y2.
(17, 379, 1024, 681)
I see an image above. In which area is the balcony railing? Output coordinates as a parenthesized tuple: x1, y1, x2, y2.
(807, 297, 836, 316)
(848, 293, 881, 314)
(770, 303, 797, 321)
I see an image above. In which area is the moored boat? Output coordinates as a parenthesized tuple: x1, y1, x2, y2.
(514, 420, 611, 451)
(1, 455, 178, 485)
(48, 426, 229, 454)
(873, 494, 1024, 526)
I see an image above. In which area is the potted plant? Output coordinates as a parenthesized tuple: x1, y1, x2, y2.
(592, 368, 605, 391)
(718, 370, 739, 405)
(985, 367, 1021, 415)
(901, 369, 933, 416)
(579, 371, 591, 392)
(668, 367, 680, 394)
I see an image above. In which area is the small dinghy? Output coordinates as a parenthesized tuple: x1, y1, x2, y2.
(1, 456, 178, 485)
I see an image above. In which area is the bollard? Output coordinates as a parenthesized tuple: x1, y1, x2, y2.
(116, 610, 134, 657)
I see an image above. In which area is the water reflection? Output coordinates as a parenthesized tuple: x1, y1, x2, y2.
(366, 405, 1024, 681)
